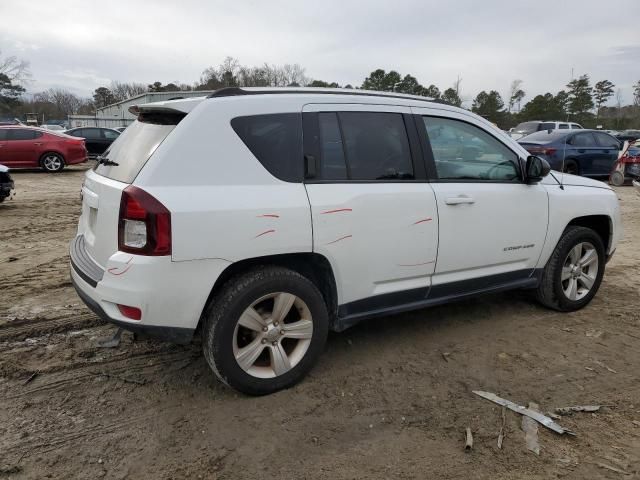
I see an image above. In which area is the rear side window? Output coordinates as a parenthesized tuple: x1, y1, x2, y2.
(570, 133, 596, 147)
(231, 113, 302, 182)
(571, 124, 583, 129)
(594, 132, 620, 148)
(94, 113, 183, 183)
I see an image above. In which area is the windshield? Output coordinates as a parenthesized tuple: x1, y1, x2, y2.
(94, 117, 179, 183)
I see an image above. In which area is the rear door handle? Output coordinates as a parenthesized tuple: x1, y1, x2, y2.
(445, 195, 475, 205)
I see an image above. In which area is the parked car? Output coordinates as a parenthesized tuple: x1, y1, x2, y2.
(510, 121, 583, 140)
(0, 126, 88, 172)
(70, 88, 621, 395)
(518, 129, 621, 177)
(65, 127, 120, 156)
(40, 124, 66, 133)
(0, 164, 14, 202)
(615, 130, 640, 143)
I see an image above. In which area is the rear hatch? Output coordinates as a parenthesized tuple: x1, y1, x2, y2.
(78, 102, 194, 268)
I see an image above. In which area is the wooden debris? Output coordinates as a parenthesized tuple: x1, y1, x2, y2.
(497, 407, 506, 449)
(441, 352, 450, 362)
(595, 462, 631, 475)
(594, 360, 617, 374)
(464, 427, 473, 451)
(522, 402, 541, 455)
(555, 405, 605, 415)
(473, 391, 575, 436)
(22, 372, 38, 385)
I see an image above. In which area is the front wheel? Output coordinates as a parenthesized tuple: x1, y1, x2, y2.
(202, 266, 329, 395)
(41, 153, 65, 172)
(536, 226, 605, 311)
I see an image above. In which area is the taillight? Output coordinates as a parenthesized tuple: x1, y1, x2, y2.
(118, 186, 171, 255)
(117, 304, 142, 321)
(525, 146, 556, 156)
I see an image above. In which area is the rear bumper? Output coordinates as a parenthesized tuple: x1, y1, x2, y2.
(69, 234, 231, 344)
(71, 275, 194, 344)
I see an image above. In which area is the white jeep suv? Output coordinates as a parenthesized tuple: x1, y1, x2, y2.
(70, 88, 622, 395)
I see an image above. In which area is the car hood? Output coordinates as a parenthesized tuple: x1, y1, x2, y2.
(544, 171, 611, 189)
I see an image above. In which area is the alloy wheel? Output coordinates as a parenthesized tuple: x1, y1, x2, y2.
(233, 292, 313, 379)
(561, 242, 598, 301)
(43, 155, 62, 171)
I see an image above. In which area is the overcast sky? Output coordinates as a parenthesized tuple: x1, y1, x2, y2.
(1, 0, 638, 106)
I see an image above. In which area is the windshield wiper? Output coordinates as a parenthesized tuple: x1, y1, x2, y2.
(96, 155, 119, 166)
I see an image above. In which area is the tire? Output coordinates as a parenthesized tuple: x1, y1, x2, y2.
(536, 226, 605, 312)
(202, 266, 329, 395)
(610, 170, 625, 186)
(40, 153, 65, 172)
(563, 159, 579, 176)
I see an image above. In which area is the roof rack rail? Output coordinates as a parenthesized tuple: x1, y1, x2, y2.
(206, 87, 448, 105)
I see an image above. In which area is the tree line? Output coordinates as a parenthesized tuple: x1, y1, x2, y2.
(2, 52, 639, 129)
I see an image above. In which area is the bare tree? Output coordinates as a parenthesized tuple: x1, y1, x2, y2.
(110, 81, 148, 102)
(0, 50, 31, 84)
(508, 79, 525, 113)
(34, 88, 82, 116)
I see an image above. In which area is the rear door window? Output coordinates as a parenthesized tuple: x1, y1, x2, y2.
(559, 123, 570, 129)
(83, 128, 102, 140)
(570, 133, 597, 147)
(539, 122, 556, 130)
(337, 112, 414, 180)
(318, 112, 348, 179)
(231, 113, 302, 182)
(94, 113, 183, 183)
(594, 132, 620, 148)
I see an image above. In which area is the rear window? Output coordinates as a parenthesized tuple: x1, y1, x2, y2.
(514, 122, 541, 134)
(94, 113, 183, 183)
(231, 113, 302, 182)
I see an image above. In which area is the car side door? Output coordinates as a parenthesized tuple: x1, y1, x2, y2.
(0, 129, 7, 164)
(80, 128, 102, 155)
(593, 132, 621, 175)
(5, 128, 42, 167)
(411, 107, 549, 292)
(302, 104, 439, 318)
(567, 132, 599, 175)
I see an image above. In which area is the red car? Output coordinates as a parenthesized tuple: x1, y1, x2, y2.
(0, 126, 88, 172)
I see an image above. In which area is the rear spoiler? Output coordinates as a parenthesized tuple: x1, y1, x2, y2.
(128, 96, 206, 117)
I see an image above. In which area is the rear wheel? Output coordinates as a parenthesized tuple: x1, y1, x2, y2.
(41, 153, 65, 173)
(610, 170, 625, 186)
(563, 159, 579, 176)
(536, 226, 605, 311)
(202, 266, 329, 395)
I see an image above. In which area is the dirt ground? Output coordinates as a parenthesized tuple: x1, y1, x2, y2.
(1, 165, 639, 479)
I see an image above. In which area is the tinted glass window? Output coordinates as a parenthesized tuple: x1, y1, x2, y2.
(103, 129, 120, 140)
(594, 132, 620, 148)
(571, 124, 583, 129)
(423, 116, 519, 181)
(68, 129, 83, 137)
(559, 123, 570, 129)
(231, 113, 302, 182)
(539, 122, 556, 130)
(338, 112, 413, 180)
(514, 122, 540, 134)
(8, 129, 39, 140)
(570, 133, 596, 147)
(0, 129, 7, 141)
(318, 113, 347, 179)
(82, 128, 102, 140)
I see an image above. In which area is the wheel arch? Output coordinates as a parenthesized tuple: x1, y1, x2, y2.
(196, 252, 339, 333)
(566, 214, 612, 253)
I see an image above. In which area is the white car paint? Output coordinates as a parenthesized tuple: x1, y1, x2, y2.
(71, 88, 622, 337)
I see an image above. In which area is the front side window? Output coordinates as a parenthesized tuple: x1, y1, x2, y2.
(422, 116, 519, 181)
(337, 112, 414, 180)
(8, 129, 39, 140)
(103, 129, 120, 140)
(231, 113, 302, 182)
(570, 133, 596, 147)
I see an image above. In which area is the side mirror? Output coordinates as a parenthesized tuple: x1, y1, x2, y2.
(525, 155, 550, 183)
